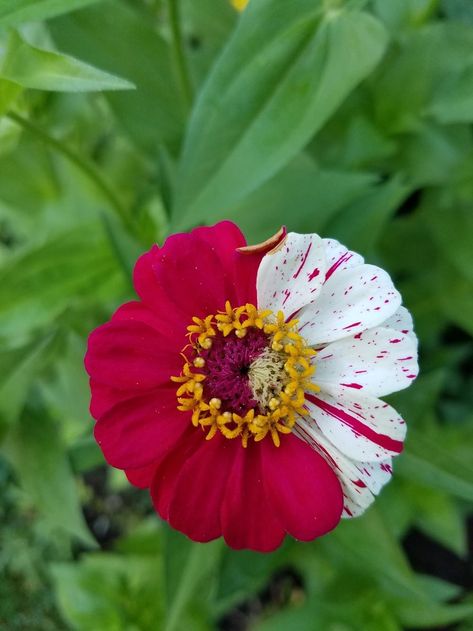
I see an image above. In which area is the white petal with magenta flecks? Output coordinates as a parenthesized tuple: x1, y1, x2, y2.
(294, 418, 393, 518)
(297, 264, 401, 345)
(257, 232, 326, 315)
(294, 419, 377, 517)
(382, 306, 416, 340)
(304, 386, 406, 462)
(357, 459, 393, 495)
(313, 325, 418, 397)
(322, 238, 364, 280)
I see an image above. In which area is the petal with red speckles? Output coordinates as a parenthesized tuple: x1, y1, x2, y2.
(314, 325, 418, 397)
(305, 386, 406, 462)
(257, 233, 326, 315)
(297, 264, 401, 344)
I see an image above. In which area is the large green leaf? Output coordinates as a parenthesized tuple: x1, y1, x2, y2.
(173, 1, 388, 226)
(49, 0, 185, 150)
(52, 554, 165, 630)
(4, 406, 95, 546)
(399, 428, 473, 502)
(0, 30, 134, 92)
(374, 23, 473, 132)
(0, 0, 101, 26)
(0, 223, 124, 338)
(228, 153, 377, 242)
(0, 331, 61, 428)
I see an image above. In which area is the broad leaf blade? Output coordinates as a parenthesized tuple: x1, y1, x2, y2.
(173, 1, 388, 227)
(5, 406, 96, 546)
(0, 0, 101, 26)
(0, 30, 134, 92)
(49, 1, 185, 149)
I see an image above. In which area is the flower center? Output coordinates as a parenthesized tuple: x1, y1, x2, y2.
(171, 302, 320, 447)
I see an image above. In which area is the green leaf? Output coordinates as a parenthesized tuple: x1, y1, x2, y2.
(0, 77, 22, 116)
(173, 1, 388, 227)
(0, 331, 62, 428)
(0, 223, 123, 338)
(0, 30, 135, 92)
(4, 405, 95, 546)
(441, 0, 473, 24)
(374, 23, 473, 133)
(399, 428, 473, 502)
(428, 65, 473, 123)
(49, 0, 185, 149)
(0, 0, 101, 26)
(322, 507, 422, 599)
(228, 153, 377, 243)
(325, 174, 411, 254)
(372, 0, 439, 31)
(52, 554, 165, 631)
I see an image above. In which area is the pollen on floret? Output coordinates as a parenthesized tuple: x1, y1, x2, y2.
(171, 303, 318, 448)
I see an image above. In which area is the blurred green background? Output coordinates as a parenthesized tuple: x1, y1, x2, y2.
(1, 0, 473, 629)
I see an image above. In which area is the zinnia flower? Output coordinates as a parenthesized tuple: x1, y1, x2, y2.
(85, 222, 418, 552)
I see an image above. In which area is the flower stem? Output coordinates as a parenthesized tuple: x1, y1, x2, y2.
(163, 543, 210, 631)
(7, 111, 130, 229)
(166, 0, 193, 109)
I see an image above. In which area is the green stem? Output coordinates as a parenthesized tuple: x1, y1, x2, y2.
(166, 0, 193, 109)
(163, 544, 207, 631)
(7, 112, 130, 229)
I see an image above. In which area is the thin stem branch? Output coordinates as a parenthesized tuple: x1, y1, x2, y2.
(166, 0, 193, 109)
(163, 544, 204, 631)
(7, 111, 130, 229)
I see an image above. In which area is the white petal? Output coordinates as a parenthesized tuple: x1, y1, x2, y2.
(323, 238, 364, 277)
(298, 264, 402, 345)
(304, 386, 406, 462)
(382, 306, 416, 339)
(257, 232, 326, 315)
(314, 325, 419, 397)
(294, 419, 387, 518)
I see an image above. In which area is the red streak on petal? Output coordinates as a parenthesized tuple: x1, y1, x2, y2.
(306, 394, 403, 454)
(293, 242, 312, 279)
(325, 252, 353, 281)
(340, 382, 363, 389)
(342, 321, 361, 330)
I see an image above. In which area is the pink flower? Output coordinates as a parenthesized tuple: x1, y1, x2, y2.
(85, 221, 418, 551)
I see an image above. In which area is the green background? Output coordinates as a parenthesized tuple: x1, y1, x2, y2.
(1, 0, 473, 629)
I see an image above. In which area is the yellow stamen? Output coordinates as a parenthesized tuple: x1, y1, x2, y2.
(172, 302, 318, 447)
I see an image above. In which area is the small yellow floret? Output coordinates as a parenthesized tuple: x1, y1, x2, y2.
(231, 0, 249, 11)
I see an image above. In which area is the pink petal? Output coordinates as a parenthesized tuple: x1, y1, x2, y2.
(298, 264, 401, 344)
(133, 245, 189, 338)
(261, 434, 343, 541)
(133, 222, 251, 325)
(150, 429, 202, 520)
(221, 443, 285, 552)
(257, 233, 326, 315)
(167, 433, 238, 542)
(305, 387, 406, 462)
(125, 462, 157, 489)
(94, 389, 188, 469)
(89, 379, 137, 419)
(85, 320, 181, 391)
(314, 325, 419, 397)
(111, 300, 175, 336)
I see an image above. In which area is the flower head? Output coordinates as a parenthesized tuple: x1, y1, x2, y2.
(85, 222, 418, 551)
